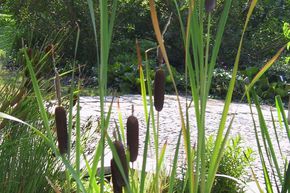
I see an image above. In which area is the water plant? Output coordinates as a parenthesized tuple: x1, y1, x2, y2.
(0, 0, 289, 193)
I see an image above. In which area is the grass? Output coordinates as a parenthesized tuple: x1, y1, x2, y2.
(0, 0, 289, 193)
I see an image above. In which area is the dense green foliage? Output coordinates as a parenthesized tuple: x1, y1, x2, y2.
(1, 0, 289, 101)
(0, 0, 289, 192)
(174, 135, 254, 193)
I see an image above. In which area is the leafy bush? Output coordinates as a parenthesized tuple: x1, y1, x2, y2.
(241, 57, 289, 104)
(210, 68, 245, 100)
(208, 135, 254, 193)
(173, 135, 254, 193)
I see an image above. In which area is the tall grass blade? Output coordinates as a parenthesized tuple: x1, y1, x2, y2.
(252, 90, 283, 185)
(136, 39, 148, 121)
(246, 90, 274, 193)
(246, 45, 286, 94)
(275, 96, 290, 142)
(86, 0, 99, 66)
(270, 108, 283, 157)
(206, 1, 258, 191)
(168, 129, 182, 193)
(281, 161, 290, 193)
(139, 115, 151, 193)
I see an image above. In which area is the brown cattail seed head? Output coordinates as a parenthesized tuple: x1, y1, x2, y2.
(112, 141, 128, 187)
(55, 106, 68, 154)
(154, 68, 165, 112)
(205, 0, 216, 12)
(110, 159, 123, 193)
(27, 48, 33, 60)
(126, 115, 139, 162)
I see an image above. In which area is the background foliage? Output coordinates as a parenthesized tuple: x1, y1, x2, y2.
(1, 0, 290, 100)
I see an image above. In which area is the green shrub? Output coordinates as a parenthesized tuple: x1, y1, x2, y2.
(172, 135, 254, 193)
(208, 135, 254, 193)
(210, 68, 245, 100)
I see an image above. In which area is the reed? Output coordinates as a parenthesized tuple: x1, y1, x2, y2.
(55, 106, 68, 155)
(126, 115, 139, 162)
(110, 159, 123, 193)
(112, 141, 129, 188)
(154, 68, 165, 112)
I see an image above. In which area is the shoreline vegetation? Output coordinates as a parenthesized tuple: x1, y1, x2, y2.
(0, 0, 289, 193)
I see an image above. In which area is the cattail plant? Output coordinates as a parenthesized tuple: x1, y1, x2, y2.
(55, 106, 68, 154)
(111, 141, 128, 188)
(54, 68, 68, 155)
(205, 0, 216, 12)
(154, 68, 165, 112)
(110, 159, 123, 193)
(126, 113, 139, 162)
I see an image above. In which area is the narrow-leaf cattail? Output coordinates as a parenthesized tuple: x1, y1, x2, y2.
(112, 141, 128, 187)
(110, 159, 123, 193)
(55, 106, 68, 154)
(126, 115, 139, 162)
(154, 68, 165, 112)
(205, 0, 216, 12)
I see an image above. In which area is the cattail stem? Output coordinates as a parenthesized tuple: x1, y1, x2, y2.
(54, 69, 61, 106)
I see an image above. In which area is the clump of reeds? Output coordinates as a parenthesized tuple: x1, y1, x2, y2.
(154, 68, 165, 112)
(126, 114, 139, 162)
(111, 141, 128, 190)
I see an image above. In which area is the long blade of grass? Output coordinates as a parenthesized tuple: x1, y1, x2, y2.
(270, 108, 283, 157)
(206, 0, 232, 97)
(275, 97, 284, 128)
(23, 50, 53, 141)
(206, 1, 258, 192)
(86, 0, 99, 66)
(88, 96, 114, 192)
(244, 153, 265, 193)
(246, 89, 274, 193)
(139, 115, 151, 193)
(281, 161, 290, 193)
(136, 39, 148, 121)
(75, 82, 81, 193)
(157, 141, 167, 172)
(83, 153, 99, 193)
(252, 90, 283, 184)
(246, 45, 286, 93)
(0, 112, 49, 143)
(275, 96, 290, 142)
(168, 129, 182, 193)
(117, 99, 126, 144)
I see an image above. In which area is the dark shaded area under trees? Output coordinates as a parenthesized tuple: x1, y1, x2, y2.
(1, 0, 290, 102)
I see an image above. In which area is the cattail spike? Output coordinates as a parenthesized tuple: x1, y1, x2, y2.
(154, 68, 165, 112)
(110, 159, 123, 193)
(112, 141, 128, 187)
(205, 0, 216, 13)
(126, 115, 139, 162)
(55, 106, 68, 154)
